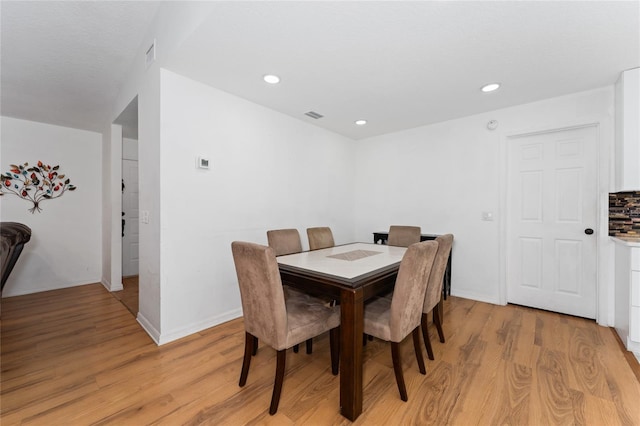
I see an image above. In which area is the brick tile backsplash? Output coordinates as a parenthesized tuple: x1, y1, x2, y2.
(609, 191, 640, 237)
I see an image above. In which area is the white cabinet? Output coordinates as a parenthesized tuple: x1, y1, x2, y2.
(615, 67, 640, 191)
(613, 238, 640, 359)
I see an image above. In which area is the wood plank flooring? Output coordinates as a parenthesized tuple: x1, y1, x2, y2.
(111, 276, 139, 316)
(2, 283, 639, 425)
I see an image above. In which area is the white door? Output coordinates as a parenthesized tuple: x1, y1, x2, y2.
(507, 126, 598, 318)
(122, 159, 139, 277)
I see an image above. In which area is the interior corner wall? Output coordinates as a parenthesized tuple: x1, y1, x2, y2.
(108, 125, 123, 292)
(156, 69, 356, 343)
(105, 1, 219, 343)
(135, 65, 162, 342)
(123, 138, 139, 161)
(1, 116, 103, 297)
(353, 87, 614, 318)
(101, 129, 112, 289)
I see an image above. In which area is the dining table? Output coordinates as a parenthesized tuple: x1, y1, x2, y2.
(276, 242, 407, 421)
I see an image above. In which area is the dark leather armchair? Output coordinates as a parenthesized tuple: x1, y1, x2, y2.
(1, 222, 32, 291)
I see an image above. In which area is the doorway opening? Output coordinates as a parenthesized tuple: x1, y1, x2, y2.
(113, 96, 139, 316)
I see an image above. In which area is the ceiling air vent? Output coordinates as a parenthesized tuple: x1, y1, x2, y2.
(304, 111, 324, 119)
(145, 40, 156, 68)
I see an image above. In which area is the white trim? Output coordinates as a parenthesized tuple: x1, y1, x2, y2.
(110, 124, 123, 294)
(626, 337, 640, 361)
(451, 290, 500, 306)
(155, 308, 243, 346)
(101, 278, 123, 292)
(137, 311, 161, 345)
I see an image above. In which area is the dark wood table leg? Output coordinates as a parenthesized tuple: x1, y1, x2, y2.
(442, 252, 452, 300)
(340, 288, 364, 421)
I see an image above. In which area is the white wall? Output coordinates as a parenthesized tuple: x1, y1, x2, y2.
(101, 128, 111, 290)
(136, 66, 162, 340)
(106, 2, 219, 342)
(122, 138, 139, 161)
(353, 87, 615, 324)
(1, 116, 102, 296)
(154, 69, 355, 343)
(102, 1, 618, 341)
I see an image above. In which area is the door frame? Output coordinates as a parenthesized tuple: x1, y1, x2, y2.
(121, 157, 139, 278)
(499, 119, 612, 326)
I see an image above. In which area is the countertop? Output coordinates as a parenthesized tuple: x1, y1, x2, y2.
(611, 236, 640, 247)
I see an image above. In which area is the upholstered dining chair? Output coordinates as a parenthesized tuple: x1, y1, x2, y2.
(267, 228, 303, 256)
(421, 234, 454, 360)
(387, 225, 421, 247)
(372, 225, 421, 307)
(267, 228, 303, 302)
(231, 241, 341, 415)
(306, 227, 335, 251)
(267, 228, 320, 354)
(363, 240, 439, 401)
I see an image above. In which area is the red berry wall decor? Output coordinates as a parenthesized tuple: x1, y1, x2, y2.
(0, 161, 77, 213)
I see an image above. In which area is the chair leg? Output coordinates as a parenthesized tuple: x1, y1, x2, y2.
(293, 344, 299, 353)
(412, 327, 426, 375)
(239, 332, 254, 387)
(391, 342, 408, 402)
(269, 350, 287, 415)
(306, 338, 313, 354)
(330, 327, 340, 375)
(252, 335, 259, 356)
(434, 304, 445, 343)
(421, 312, 434, 360)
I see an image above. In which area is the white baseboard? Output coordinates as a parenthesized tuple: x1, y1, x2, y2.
(2, 279, 103, 298)
(136, 308, 243, 346)
(101, 278, 123, 292)
(626, 337, 640, 361)
(450, 289, 501, 305)
(137, 312, 161, 345)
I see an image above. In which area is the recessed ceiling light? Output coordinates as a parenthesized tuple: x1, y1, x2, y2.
(263, 74, 280, 84)
(481, 83, 501, 93)
(355, 119, 367, 126)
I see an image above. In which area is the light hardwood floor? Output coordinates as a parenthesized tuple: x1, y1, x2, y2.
(112, 276, 139, 316)
(1, 283, 639, 425)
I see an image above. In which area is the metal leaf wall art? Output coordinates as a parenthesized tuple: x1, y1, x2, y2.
(1, 161, 77, 213)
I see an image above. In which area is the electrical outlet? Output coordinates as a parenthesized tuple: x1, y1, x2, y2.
(141, 210, 150, 224)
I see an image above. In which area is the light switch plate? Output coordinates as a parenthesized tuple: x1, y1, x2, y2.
(482, 211, 494, 221)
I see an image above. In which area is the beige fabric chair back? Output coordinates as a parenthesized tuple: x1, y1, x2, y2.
(389, 240, 438, 342)
(307, 227, 335, 251)
(388, 225, 421, 247)
(231, 242, 288, 350)
(267, 229, 303, 256)
(423, 234, 453, 313)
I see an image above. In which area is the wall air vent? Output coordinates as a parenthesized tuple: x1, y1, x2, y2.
(304, 111, 324, 119)
(145, 40, 156, 68)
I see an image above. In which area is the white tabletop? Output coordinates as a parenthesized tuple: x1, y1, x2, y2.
(277, 242, 407, 279)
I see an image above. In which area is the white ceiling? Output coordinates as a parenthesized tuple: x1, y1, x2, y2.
(1, 1, 160, 138)
(2, 1, 639, 141)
